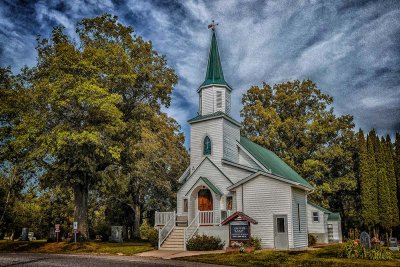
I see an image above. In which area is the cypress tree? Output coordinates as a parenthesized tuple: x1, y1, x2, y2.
(374, 136, 391, 231)
(383, 136, 399, 229)
(395, 133, 400, 222)
(358, 129, 374, 228)
(366, 131, 379, 229)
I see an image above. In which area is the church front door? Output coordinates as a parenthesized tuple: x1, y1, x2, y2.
(198, 189, 213, 211)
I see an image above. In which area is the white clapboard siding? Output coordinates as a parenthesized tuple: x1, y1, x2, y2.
(223, 119, 240, 162)
(234, 186, 243, 212)
(201, 87, 215, 115)
(238, 148, 261, 170)
(220, 163, 253, 184)
(291, 188, 308, 248)
(200, 85, 229, 115)
(242, 175, 294, 248)
(177, 159, 232, 218)
(329, 220, 342, 242)
(190, 118, 224, 168)
(307, 204, 327, 234)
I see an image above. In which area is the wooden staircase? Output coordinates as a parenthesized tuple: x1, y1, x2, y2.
(159, 227, 185, 250)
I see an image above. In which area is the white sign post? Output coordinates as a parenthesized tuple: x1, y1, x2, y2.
(73, 222, 78, 243)
(55, 224, 60, 242)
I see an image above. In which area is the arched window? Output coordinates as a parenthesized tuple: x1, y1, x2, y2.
(203, 136, 212, 155)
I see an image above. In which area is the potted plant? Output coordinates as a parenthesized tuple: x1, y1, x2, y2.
(226, 241, 243, 253)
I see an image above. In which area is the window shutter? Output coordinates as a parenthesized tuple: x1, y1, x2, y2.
(216, 91, 222, 109)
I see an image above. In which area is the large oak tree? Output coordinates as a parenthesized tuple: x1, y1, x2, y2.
(1, 14, 181, 239)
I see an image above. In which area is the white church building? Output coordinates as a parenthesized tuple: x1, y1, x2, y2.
(155, 25, 341, 250)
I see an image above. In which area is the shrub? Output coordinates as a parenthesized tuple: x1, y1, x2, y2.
(248, 237, 262, 250)
(186, 234, 225, 251)
(308, 234, 317, 246)
(339, 240, 392, 260)
(139, 220, 158, 247)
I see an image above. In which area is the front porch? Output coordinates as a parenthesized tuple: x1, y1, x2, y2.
(155, 210, 234, 251)
(155, 210, 234, 227)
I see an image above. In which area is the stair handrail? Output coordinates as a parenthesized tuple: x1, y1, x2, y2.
(158, 211, 176, 248)
(184, 213, 199, 250)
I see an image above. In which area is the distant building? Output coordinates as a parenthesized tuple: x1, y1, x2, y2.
(155, 25, 341, 250)
(307, 202, 342, 244)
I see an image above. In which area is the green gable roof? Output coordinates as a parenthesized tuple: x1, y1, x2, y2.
(239, 136, 313, 189)
(308, 202, 341, 221)
(201, 30, 229, 88)
(308, 202, 331, 213)
(200, 177, 222, 196)
(328, 212, 341, 220)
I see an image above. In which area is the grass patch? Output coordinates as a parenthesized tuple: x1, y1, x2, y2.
(179, 244, 400, 267)
(0, 240, 153, 256)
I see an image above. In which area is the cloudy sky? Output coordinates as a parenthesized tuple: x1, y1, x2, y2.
(1, 0, 399, 146)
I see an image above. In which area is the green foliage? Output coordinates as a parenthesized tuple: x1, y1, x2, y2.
(340, 241, 392, 260)
(139, 220, 158, 247)
(186, 234, 225, 251)
(308, 234, 317, 246)
(0, 14, 186, 239)
(248, 237, 262, 250)
(241, 80, 357, 227)
(358, 130, 378, 228)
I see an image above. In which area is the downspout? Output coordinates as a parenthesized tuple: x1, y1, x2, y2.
(242, 184, 244, 213)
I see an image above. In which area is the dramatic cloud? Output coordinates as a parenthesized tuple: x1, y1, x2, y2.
(1, 0, 399, 146)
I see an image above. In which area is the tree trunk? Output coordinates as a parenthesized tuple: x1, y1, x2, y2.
(133, 204, 140, 239)
(73, 183, 89, 240)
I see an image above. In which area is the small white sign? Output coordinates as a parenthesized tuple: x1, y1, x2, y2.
(73, 222, 78, 230)
(55, 224, 60, 233)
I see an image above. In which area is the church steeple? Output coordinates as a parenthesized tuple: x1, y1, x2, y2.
(201, 24, 228, 87)
(197, 22, 232, 116)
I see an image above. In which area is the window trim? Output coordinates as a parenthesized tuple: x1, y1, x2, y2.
(297, 203, 301, 232)
(312, 211, 319, 223)
(183, 198, 188, 213)
(226, 196, 233, 211)
(203, 135, 212, 155)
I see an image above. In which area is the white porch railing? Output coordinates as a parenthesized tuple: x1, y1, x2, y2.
(155, 211, 175, 226)
(198, 211, 216, 225)
(184, 213, 199, 250)
(158, 211, 176, 248)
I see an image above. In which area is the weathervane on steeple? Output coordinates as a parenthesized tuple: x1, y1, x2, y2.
(208, 20, 218, 31)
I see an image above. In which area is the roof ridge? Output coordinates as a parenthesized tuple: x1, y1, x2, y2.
(239, 136, 313, 189)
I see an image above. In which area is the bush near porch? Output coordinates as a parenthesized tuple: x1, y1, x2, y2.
(180, 244, 400, 267)
(186, 234, 225, 251)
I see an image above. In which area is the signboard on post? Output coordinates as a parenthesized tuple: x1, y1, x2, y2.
(73, 222, 78, 243)
(55, 224, 60, 242)
(230, 221, 250, 240)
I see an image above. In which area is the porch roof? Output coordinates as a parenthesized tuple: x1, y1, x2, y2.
(221, 211, 258, 225)
(185, 176, 223, 196)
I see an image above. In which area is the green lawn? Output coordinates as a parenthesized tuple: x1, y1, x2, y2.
(0, 240, 154, 255)
(180, 245, 400, 267)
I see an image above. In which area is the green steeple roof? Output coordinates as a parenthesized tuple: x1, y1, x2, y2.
(201, 30, 229, 87)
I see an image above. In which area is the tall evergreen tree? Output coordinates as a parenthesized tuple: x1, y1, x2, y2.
(384, 136, 399, 230)
(373, 135, 391, 231)
(395, 133, 400, 222)
(357, 129, 375, 228)
(366, 132, 379, 229)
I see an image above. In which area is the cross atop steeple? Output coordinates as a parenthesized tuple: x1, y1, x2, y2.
(208, 20, 219, 31)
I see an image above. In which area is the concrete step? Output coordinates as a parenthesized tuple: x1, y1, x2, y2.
(170, 232, 184, 236)
(167, 236, 184, 240)
(163, 244, 183, 248)
(159, 246, 183, 251)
